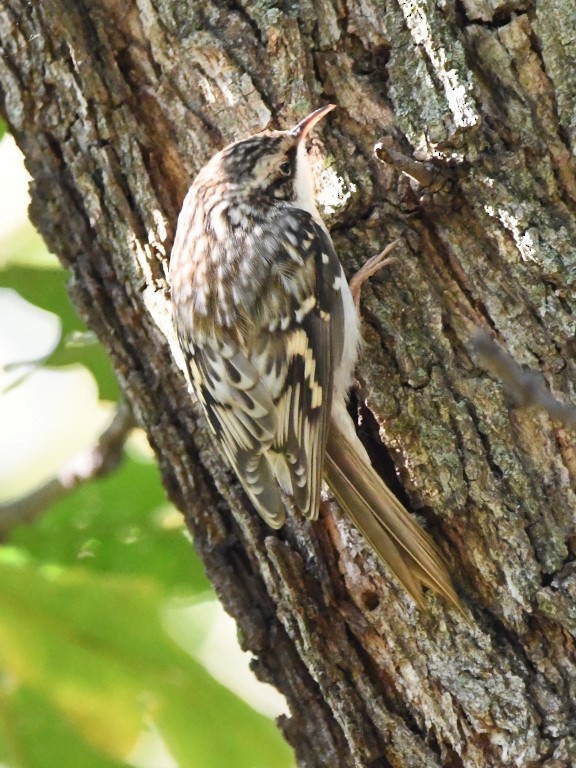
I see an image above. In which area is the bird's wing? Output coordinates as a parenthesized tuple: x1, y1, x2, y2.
(184, 335, 288, 527)
(254, 210, 345, 520)
(181, 208, 345, 525)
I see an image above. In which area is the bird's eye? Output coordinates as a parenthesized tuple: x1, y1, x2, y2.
(279, 161, 292, 176)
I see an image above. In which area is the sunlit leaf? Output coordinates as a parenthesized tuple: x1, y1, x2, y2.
(0, 264, 119, 400)
(8, 452, 210, 595)
(0, 220, 58, 270)
(0, 554, 292, 768)
(0, 687, 132, 768)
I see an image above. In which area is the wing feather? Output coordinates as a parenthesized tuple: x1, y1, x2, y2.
(179, 207, 345, 525)
(250, 213, 344, 519)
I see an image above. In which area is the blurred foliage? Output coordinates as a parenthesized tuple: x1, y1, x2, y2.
(0, 686, 132, 768)
(0, 139, 293, 768)
(8, 445, 211, 593)
(0, 553, 289, 768)
(1, 229, 120, 400)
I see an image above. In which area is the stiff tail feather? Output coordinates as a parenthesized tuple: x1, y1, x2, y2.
(325, 421, 462, 612)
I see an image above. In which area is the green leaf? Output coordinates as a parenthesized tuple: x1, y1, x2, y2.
(0, 220, 58, 270)
(0, 554, 293, 768)
(0, 118, 6, 142)
(8, 450, 210, 595)
(0, 687, 132, 768)
(0, 262, 119, 401)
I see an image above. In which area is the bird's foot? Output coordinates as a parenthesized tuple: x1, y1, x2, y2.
(349, 239, 401, 310)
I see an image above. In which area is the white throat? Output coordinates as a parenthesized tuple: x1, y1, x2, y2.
(293, 142, 324, 227)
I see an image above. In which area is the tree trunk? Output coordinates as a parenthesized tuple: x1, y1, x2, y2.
(2, 1, 575, 765)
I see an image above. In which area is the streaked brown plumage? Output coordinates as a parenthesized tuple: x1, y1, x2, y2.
(170, 105, 461, 611)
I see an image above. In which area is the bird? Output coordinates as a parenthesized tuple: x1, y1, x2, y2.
(169, 104, 461, 611)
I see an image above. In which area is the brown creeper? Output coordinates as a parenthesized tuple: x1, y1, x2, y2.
(170, 106, 460, 610)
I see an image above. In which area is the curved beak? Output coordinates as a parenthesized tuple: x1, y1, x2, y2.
(291, 104, 336, 140)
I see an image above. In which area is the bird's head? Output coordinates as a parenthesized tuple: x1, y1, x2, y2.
(201, 105, 336, 211)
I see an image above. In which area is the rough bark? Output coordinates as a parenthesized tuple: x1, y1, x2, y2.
(1, 0, 575, 765)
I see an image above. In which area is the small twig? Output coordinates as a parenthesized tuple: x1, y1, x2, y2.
(470, 330, 576, 427)
(1, 357, 47, 396)
(0, 400, 136, 537)
(374, 137, 458, 207)
(374, 139, 440, 188)
(1, 333, 98, 395)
